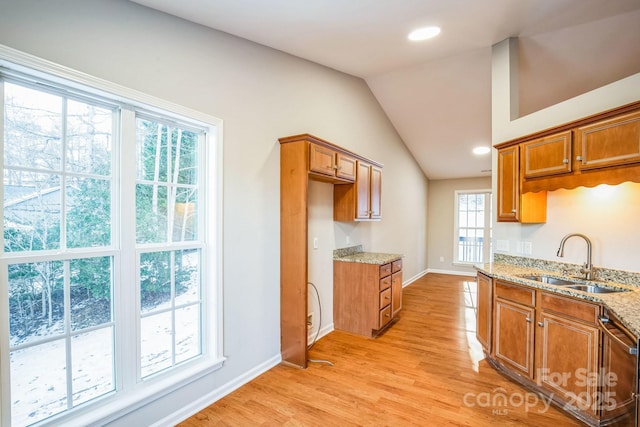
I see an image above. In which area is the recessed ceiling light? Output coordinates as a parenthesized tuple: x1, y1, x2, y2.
(473, 146, 491, 155)
(408, 26, 441, 41)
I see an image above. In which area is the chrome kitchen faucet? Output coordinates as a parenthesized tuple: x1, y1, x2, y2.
(556, 233, 593, 280)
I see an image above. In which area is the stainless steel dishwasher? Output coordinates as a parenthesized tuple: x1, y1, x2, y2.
(598, 309, 639, 426)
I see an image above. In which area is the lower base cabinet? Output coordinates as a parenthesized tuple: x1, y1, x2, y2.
(493, 298, 535, 379)
(334, 259, 402, 337)
(478, 274, 638, 427)
(537, 293, 601, 418)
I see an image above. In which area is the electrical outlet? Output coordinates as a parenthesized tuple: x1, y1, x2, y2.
(307, 312, 314, 329)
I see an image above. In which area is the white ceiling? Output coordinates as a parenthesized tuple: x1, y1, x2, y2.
(130, 0, 640, 179)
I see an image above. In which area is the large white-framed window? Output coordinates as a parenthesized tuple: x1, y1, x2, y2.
(0, 47, 223, 427)
(453, 190, 492, 265)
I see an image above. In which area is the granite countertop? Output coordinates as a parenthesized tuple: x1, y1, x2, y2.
(475, 258, 640, 338)
(333, 245, 403, 265)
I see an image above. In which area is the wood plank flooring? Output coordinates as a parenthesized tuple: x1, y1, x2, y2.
(179, 273, 584, 426)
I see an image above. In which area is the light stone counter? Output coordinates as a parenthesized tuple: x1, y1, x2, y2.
(333, 245, 403, 265)
(475, 255, 640, 338)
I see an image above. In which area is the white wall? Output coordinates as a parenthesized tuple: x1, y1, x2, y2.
(0, 0, 428, 425)
(492, 37, 640, 273)
(427, 177, 492, 275)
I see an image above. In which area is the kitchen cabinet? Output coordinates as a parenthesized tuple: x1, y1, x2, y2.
(599, 310, 638, 426)
(496, 146, 546, 223)
(481, 274, 636, 426)
(334, 160, 382, 221)
(497, 100, 640, 195)
(492, 280, 536, 378)
(391, 259, 403, 318)
(333, 258, 402, 337)
(521, 130, 572, 178)
(575, 110, 640, 171)
(309, 142, 356, 182)
(279, 133, 383, 368)
(476, 272, 492, 352)
(537, 292, 601, 417)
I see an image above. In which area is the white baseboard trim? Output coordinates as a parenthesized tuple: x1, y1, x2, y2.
(426, 268, 477, 277)
(308, 323, 334, 344)
(402, 269, 428, 287)
(153, 354, 282, 427)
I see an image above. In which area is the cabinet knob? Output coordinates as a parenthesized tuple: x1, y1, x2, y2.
(576, 155, 583, 162)
(562, 158, 569, 164)
(537, 321, 544, 327)
(525, 317, 532, 323)
(511, 209, 516, 213)
(385, 313, 390, 317)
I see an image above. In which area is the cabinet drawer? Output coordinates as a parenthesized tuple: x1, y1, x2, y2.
(379, 288, 391, 309)
(391, 259, 402, 273)
(379, 275, 391, 291)
(495, 281, 535, 307)
(379, 263, 392, 278)
(379, 305, 392, 329)
(541, 292, 600, 325)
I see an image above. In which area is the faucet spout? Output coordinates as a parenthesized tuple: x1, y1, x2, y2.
(556, 233, 593, 280)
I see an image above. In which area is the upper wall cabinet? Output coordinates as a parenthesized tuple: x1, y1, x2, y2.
(496, 101, 640, 202)
(309, 142, 357, 182)
(521, 130, 572, 178)
(497, 145, 547, 223)
(575, 110, 640, 171)
(334, 160, 382, 221)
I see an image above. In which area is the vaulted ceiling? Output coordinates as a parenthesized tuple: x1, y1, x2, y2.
(130, 0, 640, 179)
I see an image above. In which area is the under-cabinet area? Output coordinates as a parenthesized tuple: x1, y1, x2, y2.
(496, 101, 640, 223)
(475, 266, 640, 427)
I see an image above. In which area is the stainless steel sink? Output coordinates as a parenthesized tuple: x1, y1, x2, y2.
(520, 275, 578, 286)
(565, 284, 629, 294)
(519, 275, 629, 293)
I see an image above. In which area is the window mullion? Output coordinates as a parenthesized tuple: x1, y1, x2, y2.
(61, 97, 68, 251)
(64, 261, 73, 410)
(116, 108, 138, 390)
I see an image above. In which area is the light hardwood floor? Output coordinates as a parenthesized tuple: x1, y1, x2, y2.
(179, 273, 584, 426)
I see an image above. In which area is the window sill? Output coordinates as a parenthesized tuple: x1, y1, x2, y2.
(43, 357, 226, 427)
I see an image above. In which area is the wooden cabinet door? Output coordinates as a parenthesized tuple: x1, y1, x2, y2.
(370, 166, 382, 219)
(336, 152, 356, 181)
(600, 316, 637, 425)
(537, 311, 600, 416)
(391, 271, 402, 318)
(497, 145, 547, 224)
(522, 131, 572, 178)
(476, 273, 492, 352)
(497, 146, 519, 222)
(493, 299, 535, 378)
(576, 110, 640, 171)
(355, 161, 371, 219)
(309, 143, 335, 177)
